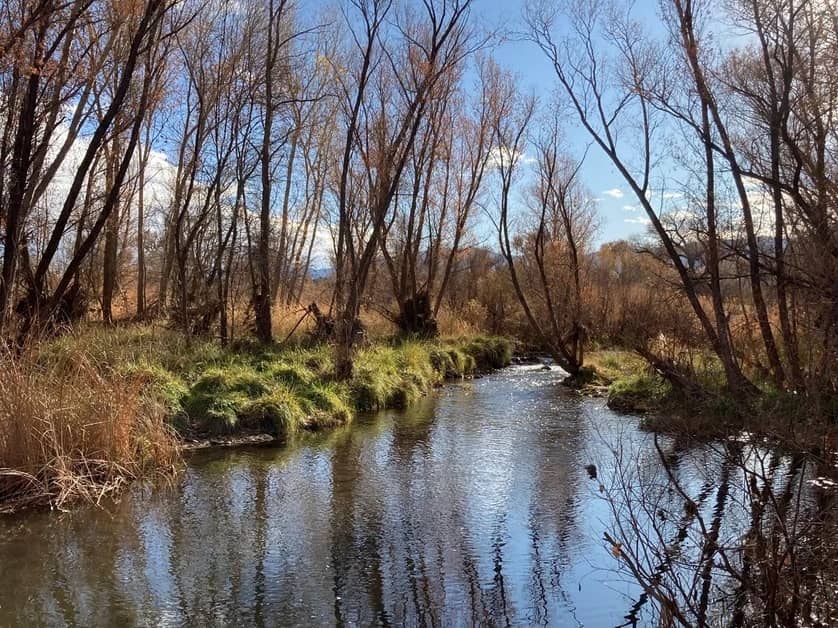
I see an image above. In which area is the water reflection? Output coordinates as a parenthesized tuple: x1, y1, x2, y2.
(3, 367, 782, 626)
(598, 430, 838, 627)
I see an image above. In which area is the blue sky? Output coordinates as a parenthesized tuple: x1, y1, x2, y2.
(473, 0, 664, 244)
(306, 0, 673, 245)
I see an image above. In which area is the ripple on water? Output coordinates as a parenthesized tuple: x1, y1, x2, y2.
(3, 367, 831, 626)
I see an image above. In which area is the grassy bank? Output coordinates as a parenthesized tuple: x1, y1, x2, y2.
(586, 349, 836, 444)
(0, 326, 511, 512)
(585, 350, 673, 413)
(587, 349, 752, 435)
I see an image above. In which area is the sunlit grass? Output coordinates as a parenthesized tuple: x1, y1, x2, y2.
(26, 325, 512, 438)
(0, 347, 180, 513)
(0, 324, 512, 512)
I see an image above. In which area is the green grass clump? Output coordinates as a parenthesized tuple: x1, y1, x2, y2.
(239, 385, 306, 436)
(351, 346, 404, 410)
(458, 351, 477, 374)
(290, 345, 333, 378)
(267, 362, 314, 387)
(458, 336, 513, 371)
(181, 357, 355, 436)
(388, 379, 422, 408)
(182, 366, 271, 434)
(607, 372, 672, 413)
(122, 362, 189, 420)
(429, 346, 476, 378)
(300, 382, 353, 427)
(350, 341, 448, 410)
(429, 347, 454, 375)
(397, 341, 442, 385)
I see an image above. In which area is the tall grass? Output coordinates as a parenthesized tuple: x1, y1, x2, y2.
(0, 349, 179, 512)
(0, 325, 512, 512)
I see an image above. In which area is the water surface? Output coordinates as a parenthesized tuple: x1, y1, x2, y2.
(1, 366, 832, 626)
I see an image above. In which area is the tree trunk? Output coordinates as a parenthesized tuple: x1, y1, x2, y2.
(101, 209, 119, 324)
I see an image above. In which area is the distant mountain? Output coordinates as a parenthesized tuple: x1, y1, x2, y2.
(308, 266, 334, 280)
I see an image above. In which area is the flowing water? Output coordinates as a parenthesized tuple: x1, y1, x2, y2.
(0, 366, 835, 627)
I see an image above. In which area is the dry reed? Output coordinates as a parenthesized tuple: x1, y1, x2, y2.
(0, 348, 179, 513)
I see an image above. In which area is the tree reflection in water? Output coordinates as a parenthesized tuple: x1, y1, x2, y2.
(0, 367, 834, 626)
(598, 432, 838, 627)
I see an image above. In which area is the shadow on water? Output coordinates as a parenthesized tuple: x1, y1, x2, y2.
(0, 366, 835, 627)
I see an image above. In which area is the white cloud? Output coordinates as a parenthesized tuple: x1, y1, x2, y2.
(624, 216, 651, 225)
(488, 146, 536, 168)
(603, 188, 624, 199)
(36, 120, 338, 272)
(665, 209, 696, 222)
(622, 204, 638, 211)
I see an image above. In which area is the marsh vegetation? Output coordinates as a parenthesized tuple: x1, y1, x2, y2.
(1, 0, 837, 623)
(0, 326, 511, 510)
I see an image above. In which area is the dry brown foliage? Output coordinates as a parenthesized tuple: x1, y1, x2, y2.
(0, 350, 179, 513)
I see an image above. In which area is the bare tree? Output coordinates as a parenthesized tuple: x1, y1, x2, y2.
(492, 89, 595, 378)
(2, 0, 179, 339)
(526, 0, 775, 395)
(330, 0, 478, 378)
(377, 55, 497, 336)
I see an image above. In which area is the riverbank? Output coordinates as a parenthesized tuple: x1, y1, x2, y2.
(585, 349, 836, 448)
(0, 326, 512, 513)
